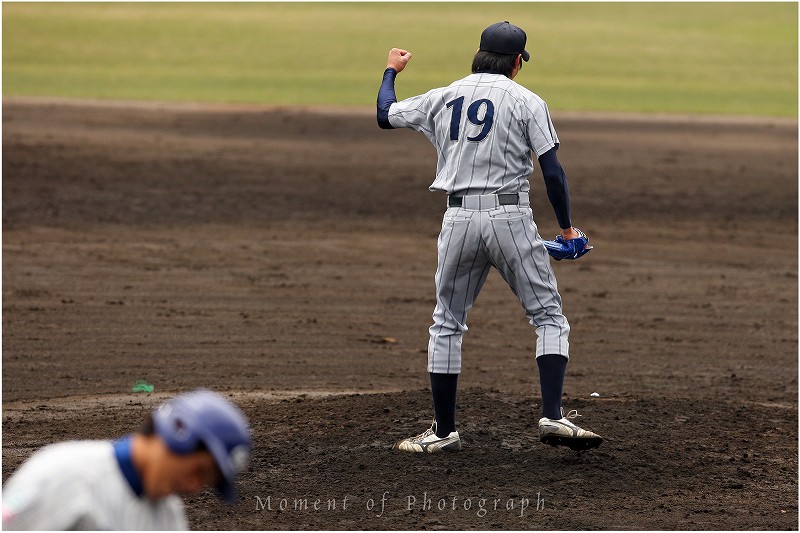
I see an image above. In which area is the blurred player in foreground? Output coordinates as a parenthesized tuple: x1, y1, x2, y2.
(3, 389, 251, 530)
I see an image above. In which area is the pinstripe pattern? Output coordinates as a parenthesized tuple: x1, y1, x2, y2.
(389, 72, 569, 375)
(389, 73, 558, 196)
(428, 204, 569, 373)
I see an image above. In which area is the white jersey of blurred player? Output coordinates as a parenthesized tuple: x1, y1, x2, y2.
(2, 440, 187, 530)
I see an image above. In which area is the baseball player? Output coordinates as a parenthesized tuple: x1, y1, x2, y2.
(377, 21, 602, 453)
(2, 389, 251, 530)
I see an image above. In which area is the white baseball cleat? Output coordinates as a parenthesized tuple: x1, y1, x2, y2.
(393, 421, 462, 453)
(538, 409, 603, 451)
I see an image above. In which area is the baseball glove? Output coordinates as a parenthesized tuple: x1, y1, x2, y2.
(543, 228, 593, 261)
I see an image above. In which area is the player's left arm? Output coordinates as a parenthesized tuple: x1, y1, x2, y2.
(377, 48, 412, 129)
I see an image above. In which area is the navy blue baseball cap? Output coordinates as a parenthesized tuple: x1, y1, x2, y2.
(479, 21, 530, 61)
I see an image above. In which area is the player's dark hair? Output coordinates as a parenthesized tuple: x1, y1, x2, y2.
(471, 50, 518, 77)
(141, 415, 156, 436)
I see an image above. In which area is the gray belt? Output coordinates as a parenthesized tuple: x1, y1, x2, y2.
(448, 193, 522, 208)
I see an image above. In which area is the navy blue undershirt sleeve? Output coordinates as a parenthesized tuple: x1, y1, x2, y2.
(538, 147, 572, 229)
(377, 68, 397, 129)
(113, 435, 144, 497)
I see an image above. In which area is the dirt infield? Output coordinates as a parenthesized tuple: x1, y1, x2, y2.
(3, 98, 797, 529)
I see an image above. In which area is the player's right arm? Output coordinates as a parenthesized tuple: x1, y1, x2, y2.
(539, 144, 586, 242)
(520, 94, 581, 240)
(538, 147, 573, 232)
(377, 48, 412, 129)
(3, 451, 90, 530)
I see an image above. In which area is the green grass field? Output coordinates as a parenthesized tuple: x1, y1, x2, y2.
(3, 2, 797, 116)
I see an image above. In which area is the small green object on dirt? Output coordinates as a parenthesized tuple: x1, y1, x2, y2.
(132, 381, 154, 393)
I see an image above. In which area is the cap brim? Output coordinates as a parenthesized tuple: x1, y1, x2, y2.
(522, 50, 530, 62)
(201, 428, 239, 503)
(217, 478, 236, 503)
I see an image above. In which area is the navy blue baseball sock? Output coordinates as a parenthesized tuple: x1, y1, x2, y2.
(537, 354, 568, 420)
(429, 372, 458, 438)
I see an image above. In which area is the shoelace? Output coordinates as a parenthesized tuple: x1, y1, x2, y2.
(564, 409, 582, 420)
(410, 420, 437, 442)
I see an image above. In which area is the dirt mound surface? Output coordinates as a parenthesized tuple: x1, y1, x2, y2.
(3, 98, 797, 529)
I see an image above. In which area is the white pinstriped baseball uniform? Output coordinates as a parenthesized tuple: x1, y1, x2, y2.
(2, 440, 188, 530)
(388, 72, 570, 373)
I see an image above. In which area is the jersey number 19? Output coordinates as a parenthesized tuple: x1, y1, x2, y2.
(446, 97, 495, 142)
